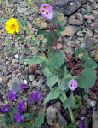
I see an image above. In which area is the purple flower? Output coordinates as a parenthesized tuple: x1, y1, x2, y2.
(0, 98, 1, 101)
(1, 104, 8, 112)
(18, 100, 25, 112)
(8, 88, 17, 101)
(14, 111, 24, 123)
(78, 120, 85, 128)
(29, 90, 41, 104)
(52, 46, 58, 51)
(68, 79, 78, 91)
(19, 82, 24, 91)
(40, 3, 53, 20)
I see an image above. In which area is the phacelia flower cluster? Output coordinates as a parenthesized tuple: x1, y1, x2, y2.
(29, 90, 41, 104)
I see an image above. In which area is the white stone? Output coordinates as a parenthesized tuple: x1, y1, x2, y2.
(90, 100, 96, 107)
(24, 80, 27, 84)
(14, 54, 18, 59)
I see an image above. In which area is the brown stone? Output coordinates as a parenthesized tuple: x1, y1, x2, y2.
(60, 26, 74, 36)
(90, 23, 98, 29)
(93, 111, 98, 128)
(69, 18, 81, 25)
(84, 15, 95, 20)
(66, 41, 75, 47)
(29, 64, 37, 74)
(93, 35, 98, 39)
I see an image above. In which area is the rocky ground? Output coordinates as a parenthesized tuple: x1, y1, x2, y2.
(0, 0, 98, 128)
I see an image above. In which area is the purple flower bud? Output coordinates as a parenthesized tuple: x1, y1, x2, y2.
(68, 79, 78, 91)
(18, 100, 25, 112)
(40, 3, 53, 20)
(52, 46, 58, 51)
(19, 82, 24, 91)
(29, 90, 41, 104)
(1, 104, 8, 112)
(78, 120, 85, 128)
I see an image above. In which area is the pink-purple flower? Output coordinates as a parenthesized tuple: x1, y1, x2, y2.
(40, 3, 53, 20)
(19, 82, 24, 91)
(29, 90, 41, 104)
(68, 79, 78, 91)
(14, 111, 24, 123)
(18, 100, 25, 112)
(52, 46, 58, 51)
(1, 104, 8, 112)
(8, 88, 17, 101)
(78, 120, 85, 128)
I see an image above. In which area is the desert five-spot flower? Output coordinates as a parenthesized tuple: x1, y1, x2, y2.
(40, 3, 53, 20)
(68, 79, 78, 91)
(5, 18, 19, 35)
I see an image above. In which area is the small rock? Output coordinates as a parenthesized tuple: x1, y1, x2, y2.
(17, 6, 27, 14)
(12, 59, 19, 65)
(29, 74, 35, 81)
(12, 77, 20, 93)
(86, 29, 93, 37)
(93, 111, 98, 128)
(66, 41, 75, 47)
(84, 15, 95, 20)
(93, 35, 98, 38)
(41, 22, 47, 29)
(81, 106, 87, 116)
(24, 80, 27, 84)
(81, 0, 87, 4)
(85, 36, 94, 52)
(76, 31, 83, 36)
(53, 102, 61, 111)
(20, 1, 28, 7)
(90, 100, 96, 107)
(69, 18, 81, 25)
(47, 106, 67, 126)
(29, 64, 37, 74)
(60, 26, 74, 36)
(87, 19, 93, 24)
(14, 54, 18, 59)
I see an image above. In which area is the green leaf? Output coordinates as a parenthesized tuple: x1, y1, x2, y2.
(62, 123, 67, 128)
(20, 56, 44, 64)
(47, 75, 58, 89)
(41, 60, 53, 77)
(7, 46, 14, 52)
(35, 114, 45, 128)
(80, 90, 86, 96)
(0, 18, 9, 22)
(75, 95, 81, 108)
(63, 94, 75, 109)
(48, 50, 64, 69)
(22, 14, 27, 27)
(47, 30, 60, 46)
(59, 88, 69, 103)
(37, 29, 46, 35)
(81, 51, 88, 61)
(43, 87, 61, 105)
(58, 75, 70, 90)
(25, 48, 30, 54)
(76, 68, 96, 88)
(31, 38, 40, 45)
(84, 59, 97, 69)
(24, 113, 29, 121)
(18, 38, 24, 41)
(58, 25, 65, 31)
(6, 41, 12, 47)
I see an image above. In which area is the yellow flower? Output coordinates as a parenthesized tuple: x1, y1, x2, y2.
(5, 18, 19, 35)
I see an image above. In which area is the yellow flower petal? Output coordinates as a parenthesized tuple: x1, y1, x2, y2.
(5, 18, 19, 34)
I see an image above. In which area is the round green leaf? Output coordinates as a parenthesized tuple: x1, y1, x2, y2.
(84, 59, 97, 69)
(76, 68, 96, 88)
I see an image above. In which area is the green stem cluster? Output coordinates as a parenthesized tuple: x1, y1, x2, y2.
(62, 91, 75, 124)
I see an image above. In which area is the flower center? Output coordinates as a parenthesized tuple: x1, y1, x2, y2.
(10, 24, 16, 29)
(70, 82, 75, 87)
(42, 6, 49, 15)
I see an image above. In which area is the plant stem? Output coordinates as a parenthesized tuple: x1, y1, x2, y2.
(9, 0, 25, 27)
(18, 24, 35, 40)
(0, 13, 10, 18)
(62, 90, 75, 123)
(0, 0, 12, 17)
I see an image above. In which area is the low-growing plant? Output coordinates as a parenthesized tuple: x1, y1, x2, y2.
(0, 0, 97, 127)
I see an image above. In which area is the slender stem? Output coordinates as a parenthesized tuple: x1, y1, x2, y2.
(18, 24, 35, 40)
(0, 0, 12, 17)
(52, 0, 57, 6)
(0, 13, 10, 18)
(62, 90, 75, 123)
(37, 45, 48, 62)
(9, 0, 25, 27)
